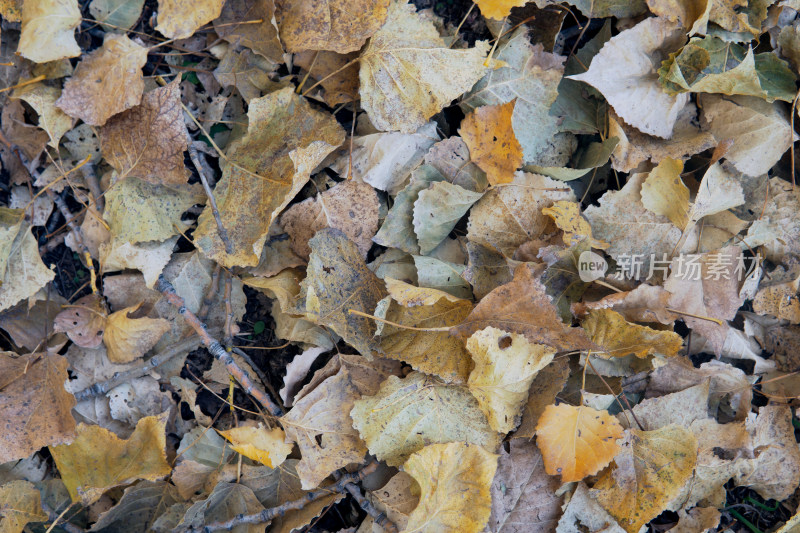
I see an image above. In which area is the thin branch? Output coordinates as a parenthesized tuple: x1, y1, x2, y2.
(223, 271, 235, 344)
(188, 143, 232, 254)
(333, 470, 399, 533)
(81, 163, 104, 212)
(156, 275, 283, 417)
(197, 264, 222, 323)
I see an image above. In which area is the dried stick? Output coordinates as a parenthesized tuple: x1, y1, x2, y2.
(223, 271, 235, 344)
(40, 501, 83, 533)
(333, 470, 399, 533)
(197, 264, 222, 323)
(81, 163, 104, 212)
(48, 188, 98, 296)
(73, 337, 201, 401)
(188, 142, 232, 254)
(156, 275, 283, 417)
(191, 462, 382, 532)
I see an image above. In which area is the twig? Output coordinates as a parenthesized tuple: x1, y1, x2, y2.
(333, 470, 399, 533)
(188, 143, 232, 254)
(39, 232, 67, 256)
(48, 189, 99, 295)
(40, 501, 82, 533)
(81, 163, 104, 212)
(223, 271, 235, 344)
(197, 264, 222, 323)
(190, 462, 381, 532)
(73, 337, 201, 401)
(156, 275, 283, 417)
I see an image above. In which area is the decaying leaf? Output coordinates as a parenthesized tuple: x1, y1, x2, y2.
(0, 209, 56, 312)
(18, 0, 81, 62)
(460, 101, 523, 186)
(535, 403, 623, 482)
(178, 482, 265, 533)
(213, 0, 283, 64)
(103, 304, 170, 363)
(744, 177, 800, 262)
(582, 309, 683, 359)
(10, 83, 73, 149)
(0, 480, 48, 533)
(155, 0, 224, 39)
(542, 200, 608, 248)
(403, 442, 498, 533)
(217, 424, 293, 468)
(413, 181, 484, 255)
(53, 294, 107, 349)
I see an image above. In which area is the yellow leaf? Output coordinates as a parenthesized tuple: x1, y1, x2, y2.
(193, 87, 344, 268)
(56, 34, 148, 126)
(535, 404, 623, 482)
(277, 0, 390, 54)
(473, 0, 527, 20)
(103, 304, 170, 363)
(0, 480, 48, 533)
(11, 83, 73, 149)
(582, 309, 683, 359)
(592, 425, 698, 533)
(466, 327, 555, 433)
(359, 0, 489, 133)
(18, 0, 81, 63)
(640, 158, 690, 230)
(403, 442, 498, 533)
(217, 424, 293, 468)
(542, 200, 609, 249)
(155, 0, 224, 39)
(50, 413, 172, 504)
(460, 101, 522, 186)
(0, 209, 56, 312)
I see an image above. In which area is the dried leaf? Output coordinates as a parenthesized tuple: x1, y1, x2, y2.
(0, 480, 48, 533)
(53, 294, 107, 349)
(11, 83, 73, 149)
(103, 304, 170, 363)
(359, 0, 489, 132)
(156, 0, 224, 39)
(279, 346, 327, 407)
(178, 482, 265, 533)
(413, 181, 484, 255)
(0, 209, 56, 312)
(213, 0, 283, 64)
(89, 0, 144, 30)
(542, 200, 608, 248)
(217, 425, 293, 468)
(403, 442, 498, 533)
(424, 136, 489, 192)
(295, 50, 359, 107)
(744, 177, 800, 262)
(49, 413, 171, 505)
(460, 101, 523, 186)
(18, 0, 80, 63)
(640, 158, 690, 230)
(513, 357, 569, 439)
(582, 309, 683, 359)
(56, 34, 148, 126)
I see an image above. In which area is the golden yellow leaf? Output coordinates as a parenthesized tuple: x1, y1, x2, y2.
(473, 0, 527, 19)
(359, 0, 489, 132)
(753, 279, 800, 324)
(50, 413, 172, 504)
(18, 0, 81, 63)
(592, 425, 698, 533)
(460, 101, 522, 186)
(542, 200, 609, 249)
(0, 480, 48, 533)
(582, 309, 683, 359)
(0, 352, 76, 463)
(403, 442, 498, 533)
(103, 304, 170, 363)
(535, 404, 623, 482)
(466, 327, 555, 433)
(277, 0, 390, 54)
(56, 34, 148, 126)
(100, 79, 190, 186)
(155, 0, 224, 39)
(193, 87, 344, 268)
(217, 424, 293, 468)
(0, 0, 21, 22)
(377, 278, 474, 383)
(640, 158, 690, 230)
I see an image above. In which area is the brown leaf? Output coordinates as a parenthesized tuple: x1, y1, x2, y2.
(513, 357, 569, 439)
(53, 294, 107, 349)
(294, 50, 359, 106)
(213, 0, 283, 64)
(460, 100, 523, 186)
(571, 284, 678, 325)
(56, 34, 147, 126)
(0, 352, 76, 463)
(100, 79, 190, 186)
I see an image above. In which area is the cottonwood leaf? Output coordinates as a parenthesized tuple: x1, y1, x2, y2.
(295, 50, 359, 106)
(49, 413, 171, 505)
(687, 161, 745, 229)
(277, 0, 390, 53)
(474, 0, 527, 19)
(535, 404, 623, 482)
(705, 0, 770, 35)
(178, 482, 265, 533)
(527, 136, 619, 182)
(753, 278, 800, 323)
(461, 28, 565, 163)
(213, 0, 283, 64)
(103, 304, 170, 363)
(453, 264, 595, 352)
(542, 200, 609, 248)
(673, 507, 721, 533)
(0, 480, 48, 533)
(375, 278, 474, 382)
(424, 137, 489, 192)
(155, 0, 224, 39)
(89, 0, 144, 30)
(413, 181, 483, 255)
(359, 0, 489, 133)
(592, 425, 698, 533)
(700, 94, 795, 176)
(17, 0, 80, 63)
(217, 425, 293, 468)
(194, 87, 344, 267)
(362, 472, 418, 532)
(460, 101, 523, 186)
(0, 209, 55, 312)
(213, 47, 283, 103)
(100, 79, 190, 186)
(514, 358, 569, 439)
(413, 255, 473, 299)
(467, 171, 575, 257)
(744, 177, 800, 262)
(640, 158, 690, 230)
(10, 83, 73, 149)
(557, 482, 626, 533)
(403, 442, 498, 533)
(279, 346, 327, 407)
(572, 284, 677, 325)
(53, 294, 107, 349)
(466, 327, 555, 433)
(659, 36, 797, 102)
(646, 0, 711, 31)
(351, 372, 500, 466)
(90, 480, 180, 532)
(301, 229, 387, 357)
(463, 242, 516, 300)
(280, 180, 379, 260)
(570, 17, 688, 138)
(582, 309, 683, 359)
(56, 34, 147, 126)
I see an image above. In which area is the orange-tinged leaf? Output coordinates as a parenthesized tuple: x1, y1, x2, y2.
(217, 424, 293, 468)
(103, 304, 170, 363)
(460, 100, 523, 186)
(535, 404, 623, 482)
(581, 309, 683, 359)
(49, 413, 172, 504)
(403, 442, 498, 533)
(473, 0, 527, 20)
(542, 200, 610, 249)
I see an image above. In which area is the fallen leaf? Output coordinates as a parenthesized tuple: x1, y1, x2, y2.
(513, 357, 570, 439)
(100, 79, 190, 186)
(640, 158, 690, 230)
(156, 0, 224, 39)
(351, 371, 500, 466)
(213, 0, 283, 64)
(277, 0, 390, 53)
(294, 50, 359, 106)
(557, 482, 626, 533)
(56, 34, 148, 126)
(178, 482, 265, 533)
(103, 304, 170, 363)
(193, 87, 344, 267)
(363, 472, 418, 532)
(213, 47, 280, 103)
(279, 346, 327, 407)
(413, 181, 484, 255)
(90, 480, 181, 532)
(403, 442, 498, 533)
(89, 0, 144, 30)
(49, 413, 171, 504)
(466, 327, 555, 433)
(744, 177, 800, 262)
(460, 101, 523, 186)
(53, 294, 107, 349)
(100, 236, 179, 288)
(17, 0, 81, 63)
(542, 200, 609, 248)
(217, 424, 293, 468)
(474, 0, 527, 19)
(568, 0, 647, 17)
(753, 278, 800, 324)
(0, 480, 48, 533)
(10, 83, 73, 149)
(359, 0, 489, 132)
(672, 507, 721, 533)
(0, 209, 56, 312)
(424, 136, 489, 192)
(592, 425, 698, 533)
(582, 309, 683, 359)
(535, 403, 623, 482)
(646, 0, 710, 30)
